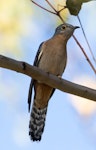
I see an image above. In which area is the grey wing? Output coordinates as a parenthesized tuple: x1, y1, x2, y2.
(28, 42, 44, 112)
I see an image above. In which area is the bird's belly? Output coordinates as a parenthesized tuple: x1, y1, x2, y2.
(39, 51, 67, 76)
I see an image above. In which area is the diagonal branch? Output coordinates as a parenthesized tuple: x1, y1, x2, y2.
(30, 0, 56, 15)
(45, 0, 57, 12)
(45, 0, 65, 24)
(0, 55, 96, 101)
(73, 35, 96, 74)
(77, 15, 96, 64)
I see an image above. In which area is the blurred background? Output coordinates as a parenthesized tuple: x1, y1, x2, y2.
(0, 0, 96, 149)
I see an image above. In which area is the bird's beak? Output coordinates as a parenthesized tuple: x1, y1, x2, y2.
(74, 26, 80, 29)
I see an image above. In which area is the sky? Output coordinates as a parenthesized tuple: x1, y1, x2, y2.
(0, 0, 96, 150)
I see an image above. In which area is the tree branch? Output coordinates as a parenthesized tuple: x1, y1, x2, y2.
(0, 55, 96, 101)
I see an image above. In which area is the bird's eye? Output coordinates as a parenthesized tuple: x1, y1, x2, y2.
(61, 25, 66, 30)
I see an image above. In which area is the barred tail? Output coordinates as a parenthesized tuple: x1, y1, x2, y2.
(29, 104, 47, 141)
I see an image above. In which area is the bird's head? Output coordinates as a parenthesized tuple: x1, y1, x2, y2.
(54, 23, 79, 40)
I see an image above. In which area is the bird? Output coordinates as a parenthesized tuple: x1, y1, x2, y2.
(28, 23, 79, 141)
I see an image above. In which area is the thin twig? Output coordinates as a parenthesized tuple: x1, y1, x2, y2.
(30, 0, 56, 15)
(73, 35, 96, 74)
(58, 6, 67, 13)
(45, 0, 65, 22)
(77, 15, 96, 64)
(57, 4, 67, 13)
(57, 13, 65, 22)
(45, 0, 57, 12)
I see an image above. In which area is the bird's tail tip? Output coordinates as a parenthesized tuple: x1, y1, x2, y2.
(29, 104, 47, 141)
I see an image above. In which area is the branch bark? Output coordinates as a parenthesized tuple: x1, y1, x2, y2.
(0, 55, 96, 101)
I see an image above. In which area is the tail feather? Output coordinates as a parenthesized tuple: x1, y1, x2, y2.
(29, 104, 47, 141)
